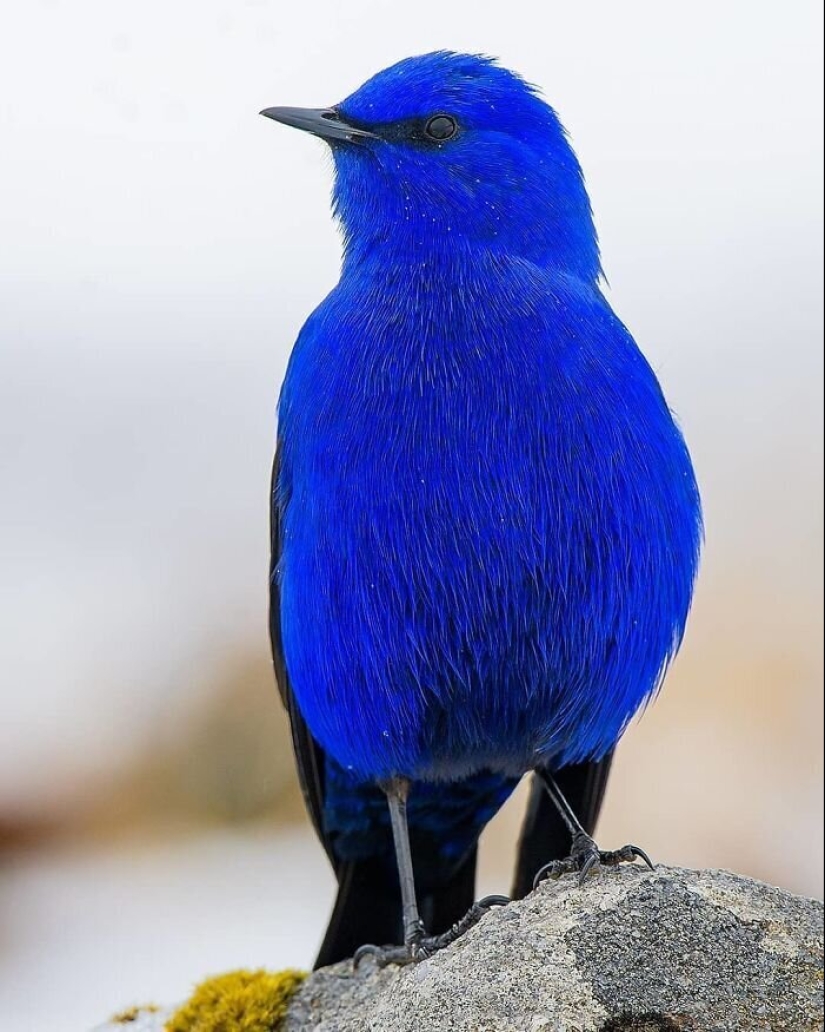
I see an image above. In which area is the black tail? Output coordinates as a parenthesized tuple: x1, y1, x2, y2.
(315, 848, 478, 969)
(511, 754, 614, 899)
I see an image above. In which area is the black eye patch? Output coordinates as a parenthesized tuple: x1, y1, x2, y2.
(335, 110, 462, 147)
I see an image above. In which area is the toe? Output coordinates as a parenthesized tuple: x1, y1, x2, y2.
(353, 943, 414, 969)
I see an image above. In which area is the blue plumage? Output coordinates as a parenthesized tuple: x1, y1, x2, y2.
(265, 51, 702, 964)
(323, 757, 518, 863)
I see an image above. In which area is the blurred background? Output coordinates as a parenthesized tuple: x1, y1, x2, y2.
(1, 0, 822, 1028)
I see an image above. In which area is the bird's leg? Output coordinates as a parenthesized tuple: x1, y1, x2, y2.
(353, 777, 508, 968)
(386, 776, 425, 946)
(532, 769, 654, 888)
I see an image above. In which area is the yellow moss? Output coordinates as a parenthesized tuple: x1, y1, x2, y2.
(166, 969, 306, 1032)
(110, 1004, 160, 1023)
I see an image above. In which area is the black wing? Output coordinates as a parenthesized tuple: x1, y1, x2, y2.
(269, 445, 331, 865)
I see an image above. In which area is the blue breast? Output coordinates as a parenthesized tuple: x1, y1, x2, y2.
(276, 254, 702, 784)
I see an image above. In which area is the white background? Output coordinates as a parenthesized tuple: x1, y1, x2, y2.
(0, 1, 822, 1028)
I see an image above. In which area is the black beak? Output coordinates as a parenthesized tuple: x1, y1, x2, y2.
(259, 106, 376, 143)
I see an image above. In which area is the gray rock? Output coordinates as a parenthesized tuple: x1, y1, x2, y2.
(95, 866, 824, 1032)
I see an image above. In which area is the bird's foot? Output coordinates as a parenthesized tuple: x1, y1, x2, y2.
(353, 894, 509, 968)
(533, 832, 654, 889)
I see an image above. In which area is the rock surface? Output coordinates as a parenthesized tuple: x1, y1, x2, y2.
(96, 866, 824, 1032)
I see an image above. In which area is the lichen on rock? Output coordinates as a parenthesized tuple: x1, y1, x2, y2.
(109, 1005, 160, 1025)
(166, 969, 305, 1032)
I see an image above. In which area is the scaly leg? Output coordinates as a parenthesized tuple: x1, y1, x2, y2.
(532, 768, 654, 888)
(354, 777, 508, 967)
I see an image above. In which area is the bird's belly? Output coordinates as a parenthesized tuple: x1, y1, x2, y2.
(280, 426, 695, 781)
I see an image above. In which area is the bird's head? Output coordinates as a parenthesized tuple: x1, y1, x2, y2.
(263, 51, 600, 279)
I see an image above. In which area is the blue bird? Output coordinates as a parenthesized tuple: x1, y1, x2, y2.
(262, 51, 702, 967)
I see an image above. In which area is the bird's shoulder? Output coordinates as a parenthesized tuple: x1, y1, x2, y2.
(278, 263, 647, 442)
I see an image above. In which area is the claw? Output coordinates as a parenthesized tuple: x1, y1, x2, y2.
(352, 895, 510, 969)
(532, 858, 574, 889)
(632, 845, 655, 870)
(476, 894, 510, 910)
(578, 850, 598, 885)
(353, 943, 381, 968)
(534, 835, 655, 889)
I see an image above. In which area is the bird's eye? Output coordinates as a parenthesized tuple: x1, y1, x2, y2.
(424, 115, 458, 141)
